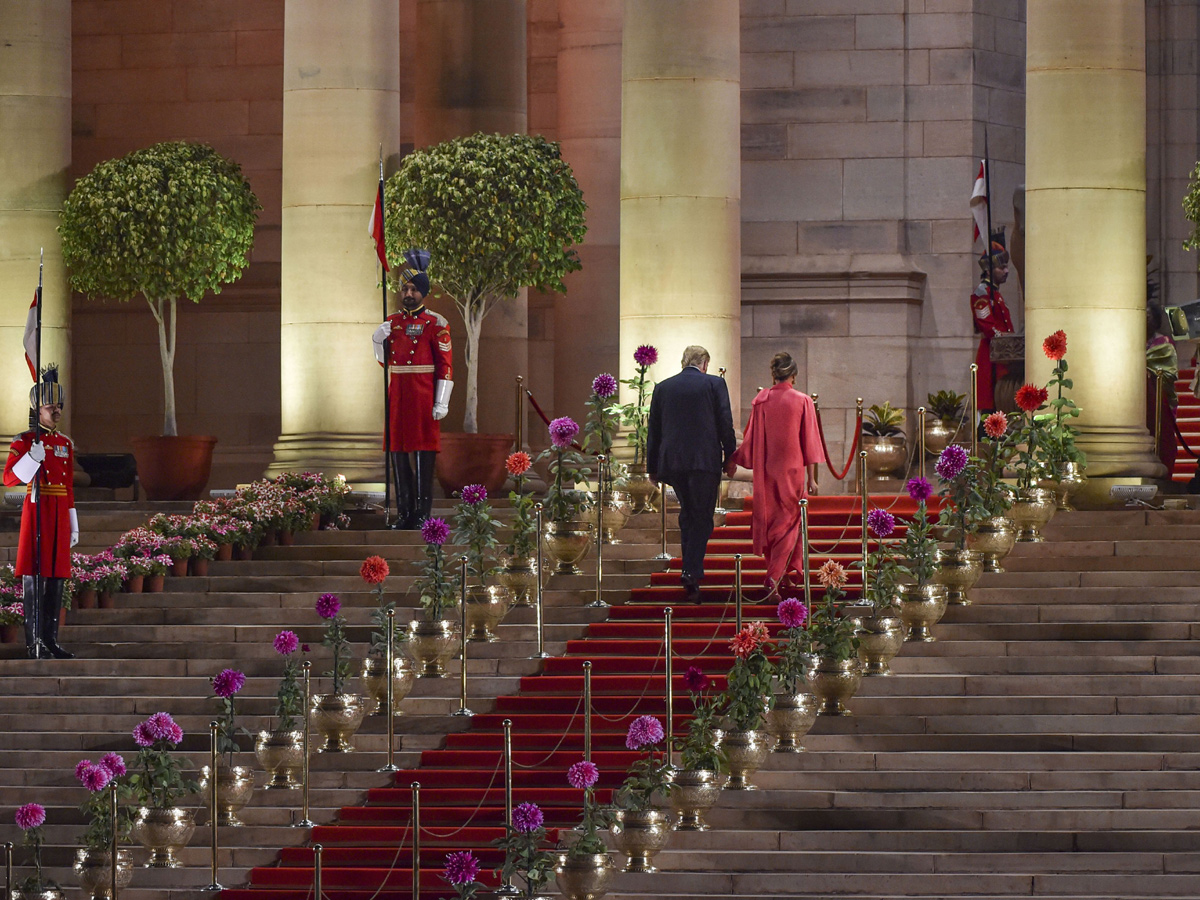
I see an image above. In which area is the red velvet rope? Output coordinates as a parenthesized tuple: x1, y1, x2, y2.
(814, 407, 863, 481)
(524, 389, 587, 453)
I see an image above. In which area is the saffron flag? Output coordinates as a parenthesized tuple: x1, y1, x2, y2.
(23, 291, 38, 381)
(368, 178, 389, 272)
(970, 160, 988, 244)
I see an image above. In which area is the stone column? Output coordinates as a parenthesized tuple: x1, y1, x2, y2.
(0, 1, 70, 436)
(619, 0, 741, 419)
(415, 0, 527, 436)
(268, 0, 400, 481)
(1025, 0, 1160, 490)
(555, 0, 622, 422)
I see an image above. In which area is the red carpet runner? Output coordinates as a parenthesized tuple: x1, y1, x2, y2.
(1172, 367, 1199, 483)
(221, 494, 931, 899)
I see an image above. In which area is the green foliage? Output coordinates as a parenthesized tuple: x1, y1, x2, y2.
(581, 390, 626, 482)
(897, 502, 938, 587)
(17, 823, 57, 893)
(59, 141, 259, 436)
(128, 744, 198, 811)
(773, 623, 811, 695)
(926, 390, 967, 422)
(322, 612, 352, 695)
(936, 453, 993, 550)
(369, 602, 408, 659)
(504, 489, 539, 559)
(563, 783, 612, 860)
(807, 585, 860, 663)
(538, 445, 593, 524)
(722, 625, 775, 732)
(274, 653, 305, 733)
(863, 402, 905, 436)
(673, 676, 726, 772)
(856, 543, 902, 614)
(1036, 357, 1086, 474)
(80, 778, 136, 853)
(451, 495, 501, 586)
(213, 694, 253, 769)
(1183, 161, 1200, 260)
(493, 818, 555, 898)
(411, 542, 461, 621)
(619, 361, 656, 465)
(976, 420, 1016, 519)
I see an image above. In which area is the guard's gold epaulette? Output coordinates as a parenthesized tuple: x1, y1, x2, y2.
(429, 310, 449, 328)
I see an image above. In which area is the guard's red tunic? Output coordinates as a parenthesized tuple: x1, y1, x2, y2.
(379, 306, 453, 452)
(3, 430, 74, 578)
(970, 282, 1014, 410)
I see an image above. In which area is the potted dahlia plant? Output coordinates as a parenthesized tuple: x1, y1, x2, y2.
(540, 416, 594, 575)
(493, 801, 556, 899)
(73, 754, 136, 900)
(806, 561, 863, 716)
(555, 760, 614, 900)
(896, 477, 949, 642)
(128, 712, 199, 868)
(13, 802, 60, 900)
(497, 451, 540, 607)
(669, 666, 726, 830)
(852, 508, 907, 676)
(933, 444, 988, 606)
(610, 715, 674, 873)
(966, 411, 1018, 573)
(583, 372, 633, 543)
(765, 597, 818, 750)
(441, 850, 484, 900)
(309, 593, 366, 752)
(256, 630, 307, 789)
(201, 668, 255, 826)
(405, 517, 462, 678)
(1009, 378, 1058, 542)
(1035, 329, 1087, 511)
(619, 344, 660, 512)
(452, 484, 509, 642)
(360, 555, 413, 717)
(717, 621, 775, 789)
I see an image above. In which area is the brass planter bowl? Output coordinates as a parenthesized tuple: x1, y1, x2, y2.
(75, 848, 134, 900)
(543, 520, 593, 575)
(966, 516, 1017, 573)
(667, 768, 724, 831)
(1009, 487, 1056, 542)
(200, 764, 255, 826)
(717, 728, 774, 790)
(862, 434, 907, 482)
(854, 614, 906, 675)
(404, 617, 460, 677)
(360, 655, 416, 715)
(897, 583, 949, 642)
(610, 807, 671, 873)
(463, 584, 511, 642)
(11, 890, 65, 900)
(932, 548, 984, 606)
(1039, 460, 1087, 511)
(255, 729, 304, 789)
(131, 806, 194, 868)
(555, 852, 616, 900)
(625, 463, 660, 513)
(806, 655, 864, 716)
(309, 692, 367, 753)
(923, 419, 964, 456)
(496, 554, 539, 607)
(589, 489, 633, 544)
(765, 691, 818, 752)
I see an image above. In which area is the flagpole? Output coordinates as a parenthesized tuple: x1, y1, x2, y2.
(32, 250, 44, 657)
(983, 128, 997, 305)
(379, 151, 393, 527)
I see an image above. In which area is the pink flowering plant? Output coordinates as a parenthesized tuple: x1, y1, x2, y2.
(773, 597, 811, 694)
(316, 593, 352, 694)
(493, 800, 555, 899)
(361, 556, 407, 659)
(503, 452, 538, 559)
(807, 561, 859, 662)
(855, 508, 903, 614)
(211, 667, 251, 767)
(619, 345, 658, 464)
(674, 666, 725, 772)
(615, 715, 674, 812)
(898, 478, 938, 587)
(14, 802, 56, 893)
(412, 517, 461, 621)
(538, 416, 593, 524)
(722, 622, 775, 731)
(451, 484, 501, 587)
(582, 372, 627, 482)
(977, 411, 1016, 518)
(270, 630, 306, 731)
(561, 760, 611, 861)
(128, 712, 199, 809)
(934, 443, 990, 550)
(76, 753, 136, 851)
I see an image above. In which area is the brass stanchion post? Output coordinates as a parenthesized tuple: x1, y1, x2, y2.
(656, 482, 671, 563)
(207, 720, 220, 889)
(312, 843, 323, 900)
(664, 607, 674, 768)
(496, 718, 518, 897)
(800, 500, 812, 630)
(110, 782, 121, 899)
(855, 397, 864, 494)
(589, 456, 608, 608)
(970, 364, 979, 456)
(454, 556, 473, 717)
(4, 841, 12, 899)
(378, 607, 399, 772)
(514, 375, 524, 452)
(583, 660, 593, 763)
(734, 553, 743, 631)
(297, 660, 314, 827)
(811, 394, 820, 489)
(411, 782, 421, 900)
(860, 453, 870, 601)
(917, 406, 927, 479)
(530, 503, 548, 659)
(1155, 370, 1165, 460)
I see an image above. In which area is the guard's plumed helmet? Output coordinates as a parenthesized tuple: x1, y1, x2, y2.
(979, 226, 1009, 272)
(29, 365, 64, 410)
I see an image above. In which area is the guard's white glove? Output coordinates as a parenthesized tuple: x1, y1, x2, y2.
(69, 508, 79, 548)
(11, 443, 44, 484)
(372, 321, 392, 365)
(432, 379, 453, 421)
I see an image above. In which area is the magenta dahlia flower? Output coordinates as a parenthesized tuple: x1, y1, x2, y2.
(511, 801, 544, 833)
(592, 373, 618, 399)
(100, 752, 127, 777)
(132, 722, 155, 748)
(14, 803, 45, 830)
(625, 715, 665, 751)
(421, 517, 450, 546)
(633, 344, 659, 367)
(682, 665, 709, 693)
(75, 759, 94, 783)
(443, 850, 480, 886)
(867, 508, 895, 539)
(777, 597, 808, 629)
(212, 668, 246, 699)
(935, 444, 969, 482)
(906, 476, 934, 503)
(548, 416, 580, 450)
(315, 593, 341, 619)
(460, 484, 487, 505)
(273, 629, 300, 656)
(567, 759, 599, 790)
(79, 763, 111, 792)
(143, 712, 182, 745)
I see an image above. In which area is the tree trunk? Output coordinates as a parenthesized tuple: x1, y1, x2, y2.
(462, 302, 484, 434)
(147, 296, 178, 436)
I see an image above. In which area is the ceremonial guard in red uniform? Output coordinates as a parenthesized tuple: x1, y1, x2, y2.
(971, 228, 1015, 413)
(372, 257, 453, 529)
(3, 367, 78, 659)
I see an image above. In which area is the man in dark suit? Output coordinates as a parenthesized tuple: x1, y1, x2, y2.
(646, 345, 736, 603)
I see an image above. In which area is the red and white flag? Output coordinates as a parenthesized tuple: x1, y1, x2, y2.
(970, 160, 988, 243)
(368, 178, 389, 272)
(22, 291, 38, 381)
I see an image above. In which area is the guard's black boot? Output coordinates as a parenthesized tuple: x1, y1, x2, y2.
(21, 576, 45, 659)
(389, 452, 416, 529)
(41, 578, 73, 659)
(413, 450, 437, 525)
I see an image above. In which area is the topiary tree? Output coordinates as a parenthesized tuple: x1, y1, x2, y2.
(58, 141, 260, 436)
(384, 133, 587, 433)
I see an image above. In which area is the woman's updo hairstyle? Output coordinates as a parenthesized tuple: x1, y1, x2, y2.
(770, 351, 798, 383)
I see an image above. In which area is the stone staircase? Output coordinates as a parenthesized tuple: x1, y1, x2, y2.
(4, 501, 1200, 899)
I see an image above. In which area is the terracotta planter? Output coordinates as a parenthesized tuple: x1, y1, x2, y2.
(98, 590, 114, 609)
(76, 587, 98, 609)
(124, 575, 143, 594)
(216, 543, 233, 562)
(435, 432, 514, 496)
(189, 557, 209, 577)
(144, 573, 165, 593)
(236, 544, 254, 561)
(278, 529, 294, 546)
(129, 435, 217, 501)
(170, 558, 188, 577)
(1, 623, 19, 643)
